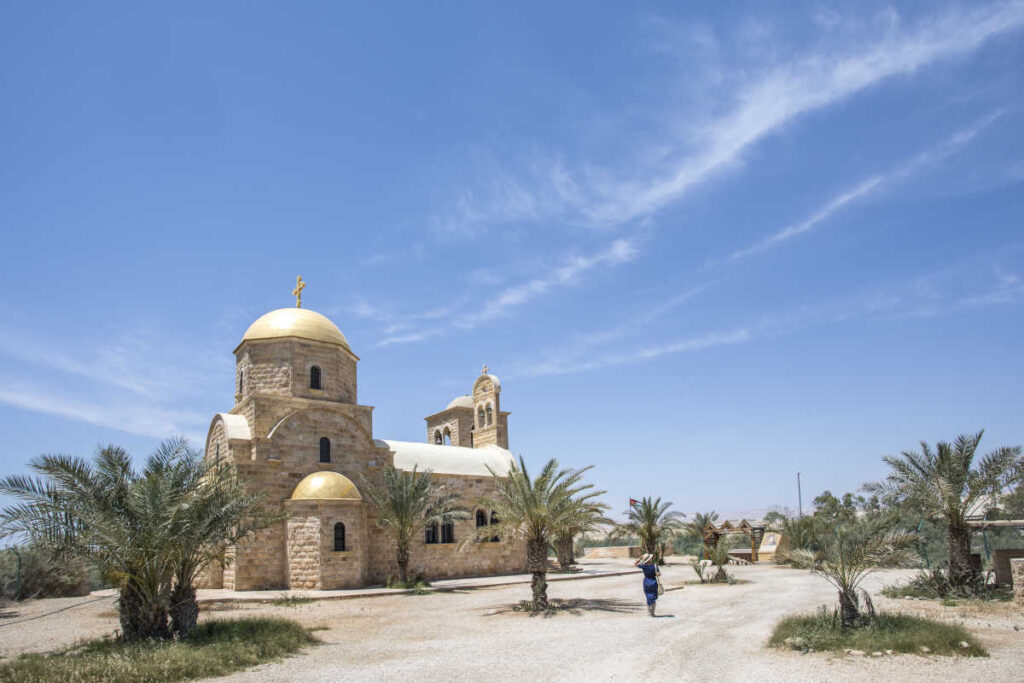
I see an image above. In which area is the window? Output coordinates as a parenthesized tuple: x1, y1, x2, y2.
(486, 404, 493, 426)
(319, 437, 331, 463)
(310, 366, 322, 390)
(478, 407, 485, 428)
(475, 510, 487, 527)
(490, 512, 500, 542)
(238, 371, 244, 394)
(442, 427, 451, 446)
(215, 444, 220, 459)
(333, 522, 346, 551)
(425, 522, 439, 544)
(434, 430, 443, 445)
(441, 521, 455, 544)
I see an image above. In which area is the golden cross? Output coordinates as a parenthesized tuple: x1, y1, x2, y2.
(481, 364, 489, 374)
(292, 276, 306, 308)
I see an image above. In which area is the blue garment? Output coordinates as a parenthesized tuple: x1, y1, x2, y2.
(638, 563, 659, 605)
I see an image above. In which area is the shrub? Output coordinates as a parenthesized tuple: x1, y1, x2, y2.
(769, 607, 987, 656)
(882, 567, 1012, 601)
(689, 557, 707, 583)
(0, 546, 93, 601)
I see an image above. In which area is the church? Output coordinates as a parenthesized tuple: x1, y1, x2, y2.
(199, 281, 528, 590)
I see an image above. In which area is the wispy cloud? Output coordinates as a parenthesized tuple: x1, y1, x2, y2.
(713, 111, 1004, 264)
(376, 238, 640, 346)
(514, 246, 1024, 378)
(0, 328, 220, 400)
(434, 3, 1024, 235)
(457, 239, 638, 328)
(518, 327, 753, 378)
(0, 385, 207, 442)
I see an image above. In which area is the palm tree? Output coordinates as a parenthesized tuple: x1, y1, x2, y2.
(707, 534, 732, 583)
(613, 497, 685, 563)
(157, 443, 280, 637)
(0, 438, 275, 641)
(864, 430, 1022, 588)
(785, 519, 918, 628)
(362, 465, 468, 585)
(469, 457, 599, 611)
(683, 510, 719, 557)
(552, 498, 612, 571)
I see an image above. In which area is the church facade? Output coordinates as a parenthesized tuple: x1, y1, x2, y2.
(199, 294, 527, 591)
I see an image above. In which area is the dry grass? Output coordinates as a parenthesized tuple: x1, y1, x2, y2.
(0, 617, 317, 682)
(769, 608, 987, 657)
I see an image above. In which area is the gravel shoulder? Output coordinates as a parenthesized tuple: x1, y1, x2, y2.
(2, 560, 1022, 682)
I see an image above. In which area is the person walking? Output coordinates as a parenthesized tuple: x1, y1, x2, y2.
(635, 553, 661, 616)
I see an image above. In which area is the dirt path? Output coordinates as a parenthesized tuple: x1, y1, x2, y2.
(2, 561, 1022, 681)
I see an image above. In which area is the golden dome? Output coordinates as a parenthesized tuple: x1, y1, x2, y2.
(290, 471, 362, 501)
(240, 308, 350, 350)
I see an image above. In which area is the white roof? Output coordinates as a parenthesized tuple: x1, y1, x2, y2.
(375, 439, 516, 477)
(446, 395, 474, 410)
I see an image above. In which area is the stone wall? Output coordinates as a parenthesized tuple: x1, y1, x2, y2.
(1012, 558, 1024, 604)
(202, 321, 528, 591)
(425, 408, 474, 447)
(584, 546, 642, 559)
(317, 501, 369, 589)
(237, 338, 357, 408)
(364, 472, 527, 584)
(993, 549, 1024, 586)
(286, 508, 321, 589)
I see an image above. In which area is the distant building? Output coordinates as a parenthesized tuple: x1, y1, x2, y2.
(199, 290, 526, 590)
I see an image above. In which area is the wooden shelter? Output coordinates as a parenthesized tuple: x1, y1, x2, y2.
(703, 519, 767, 563)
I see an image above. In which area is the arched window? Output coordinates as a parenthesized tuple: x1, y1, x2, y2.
(486, 404, 493, 426)
(310, 366, 322, 390)
(238, 371, 244, 394)
(215, 443, 220, 460)
(333, 522, 346, 551)
(425, 522, 439, 544)
(475, 510, 487, 528)
(442, 427, 451, 446)
(319, 437, 331, 463)
(490, 512, 500, 542)
(434, 430, 442, 445)
(478, 407, 485, 428)
(441, 521, 455, 544)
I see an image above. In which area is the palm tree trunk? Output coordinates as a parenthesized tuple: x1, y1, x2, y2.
(838, 589, 860, 628)
(527, 538, 549, 611)
(946, 524, 974, 588)
(169, 581, 199, 639)
(396, 542, 410, 585)
(119, 579, 171, 641)
(555, 535, 574, 571)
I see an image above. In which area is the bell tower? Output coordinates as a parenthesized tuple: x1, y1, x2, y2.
(471, 366, 508, 449)
(424, 366, 510, 450)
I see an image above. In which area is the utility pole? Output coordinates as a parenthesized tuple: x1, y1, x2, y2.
(797, 472, 803, 519)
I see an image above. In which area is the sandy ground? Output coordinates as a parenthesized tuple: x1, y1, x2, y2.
(1, 560, 1022, 682)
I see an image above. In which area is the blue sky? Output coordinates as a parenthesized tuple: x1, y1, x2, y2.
(1, 1, 1022, 519)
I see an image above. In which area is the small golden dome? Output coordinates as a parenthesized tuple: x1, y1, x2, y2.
(290, 471, 362, 501)
(240, 308, 350, 350)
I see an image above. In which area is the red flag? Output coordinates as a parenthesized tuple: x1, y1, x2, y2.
(629, 498, 640, 507)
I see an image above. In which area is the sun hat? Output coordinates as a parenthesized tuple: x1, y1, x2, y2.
(639, 553, 653, 564)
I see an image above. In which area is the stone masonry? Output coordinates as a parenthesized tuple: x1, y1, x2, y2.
(197, 304, 527, 592)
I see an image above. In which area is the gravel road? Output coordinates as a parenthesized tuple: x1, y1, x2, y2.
(2, 560, 1022, 682)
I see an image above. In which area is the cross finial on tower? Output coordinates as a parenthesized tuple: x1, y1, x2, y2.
(292, 276, 306, 308)
(481, 364, 489, 374)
